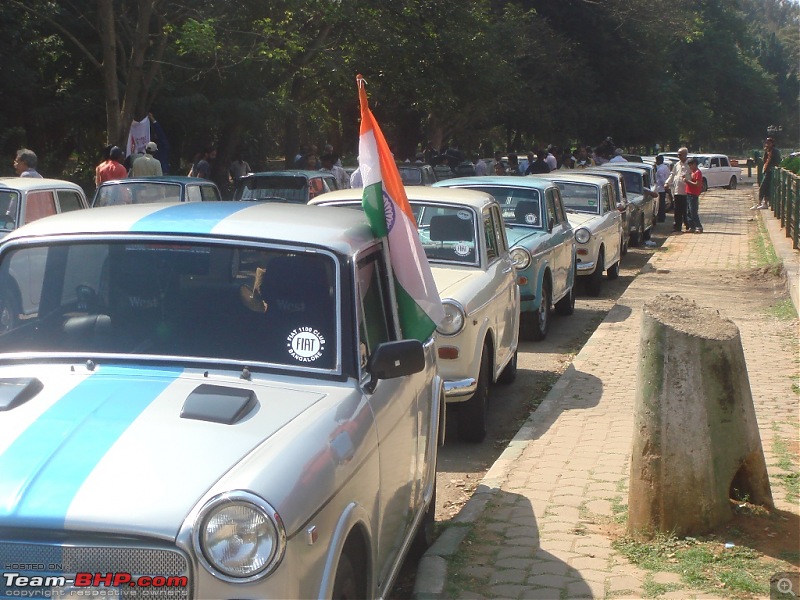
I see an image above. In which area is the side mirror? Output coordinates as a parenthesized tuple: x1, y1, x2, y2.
(365, 339, 425, 393)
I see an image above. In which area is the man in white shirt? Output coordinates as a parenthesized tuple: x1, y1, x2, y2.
(664, 147, 690, 232)
(472, 153, 487, 176)
(655, 155, 671, 222)
(609, 148, 628, 163)
(129, 142, 163, 177)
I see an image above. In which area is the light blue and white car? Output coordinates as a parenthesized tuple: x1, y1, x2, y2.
(434, 176, 577, 341)
(0, 202, 442, 599)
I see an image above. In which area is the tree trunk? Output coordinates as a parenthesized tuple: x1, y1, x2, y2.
(97, 0, 120, 146)
(628, 295, 773, 539)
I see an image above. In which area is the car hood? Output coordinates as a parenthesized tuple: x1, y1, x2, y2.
(566, 212, 600, 228)
(430, 265, 485, 301)
(0, 363, 326, 539)
(505, 226, 548, 250)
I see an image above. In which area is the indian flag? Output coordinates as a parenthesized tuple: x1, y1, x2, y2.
(357, 75, 444, 341)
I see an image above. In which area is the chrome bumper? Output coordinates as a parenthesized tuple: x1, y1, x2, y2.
(443, 377, 477, 401)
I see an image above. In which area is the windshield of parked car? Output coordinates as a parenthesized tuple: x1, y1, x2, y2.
(93, 182, 182, 207)
(454, 186, 543, 229)
(0, 240, 338, 371)
(552, 182, 601, 215)
(235, 175, 332, 203)
(411, 203, 479, 265)
(0, 191, 20, 230)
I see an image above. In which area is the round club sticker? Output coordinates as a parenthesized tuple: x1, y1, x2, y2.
(287, 327, 326, 362)
(454, 243, 471, 257)
(456, 210, 471, 220)
(524, 213, 537, 225)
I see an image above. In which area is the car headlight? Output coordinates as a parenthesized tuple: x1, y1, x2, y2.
(575, 228, 591, 244)
(436, 300, 465, 336)
(509, 247, 531, 270)
(194, 491, 286, 582)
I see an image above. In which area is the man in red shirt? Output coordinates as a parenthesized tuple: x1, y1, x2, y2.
(95, 146, 127, 186)
(684, 157, 703, 233)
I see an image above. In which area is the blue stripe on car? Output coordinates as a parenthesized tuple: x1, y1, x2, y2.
(130, 202, 254, 234)
(0, 365, 182, 527)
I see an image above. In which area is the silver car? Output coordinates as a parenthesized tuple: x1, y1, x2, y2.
(0, 202, 442, 599)
(0, 177, 88, 238)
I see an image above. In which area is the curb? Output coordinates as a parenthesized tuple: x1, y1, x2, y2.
(756, 186, 800, 314)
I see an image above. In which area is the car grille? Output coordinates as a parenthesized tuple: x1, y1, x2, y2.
(0, 539, 191, 599)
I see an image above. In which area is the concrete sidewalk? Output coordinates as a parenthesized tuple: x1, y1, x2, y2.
(414, 184, 799, 599)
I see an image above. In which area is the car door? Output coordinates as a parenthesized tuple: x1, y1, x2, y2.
(599, 184, 621, 267)
(544, 188, 569, 301)
(355, 247, 429, 587)
(483, 206, 517, 375)
(550, 188, 575, 298)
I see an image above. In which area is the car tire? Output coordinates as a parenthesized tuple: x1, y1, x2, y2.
(643, 215, 652, 241)
(607, 259, 620, 280)
(702, 178, 708, 193)
(332, 552, 360, 600)
(554, 281, 575, 316)
(629, 222, 641, 247)
(585, 249, 603, 297)
(529, 279, 551, 341)
(496, 350, 517, 385)
(621, 232, 628, 256)
(727, 176, 737, 190)
(458, 346, 489, 443)
(0, 289, 19, 335)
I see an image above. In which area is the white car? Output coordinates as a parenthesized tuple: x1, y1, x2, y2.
(539, 173, 623, 297)
(311, 187, 520, 443)
(689, 154, 741, 191)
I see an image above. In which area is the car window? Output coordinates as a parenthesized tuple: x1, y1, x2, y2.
(491, 206, 507, 252)
(554, 189, 568, 222)
(455, 185, 543, 228)
(235, 176, 309, 203)
(57, 190, 85, 213)
(619, 172, 642, 195)
(186, 185, 202, 202)
(94, 183, 181, 206)
(0, 241, 339, 372)
(200, 185, 221, 201)
(414, 204, 478, 265)
(545, 189, 559, 226)
(483, 208, 499, 263)
(0, 191, 20, 230)
(554, 182, 601, 215)
(25, 191, 57, 223)
(720, 157, 729, 167)
(356, 249, 394, 370)
(601, 185, 612, 212)
(711, 158, 720, 168)
(399, 167, 423, 186)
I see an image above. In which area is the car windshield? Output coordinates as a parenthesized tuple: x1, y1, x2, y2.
(552, 182, 601, 214)
(0, 240, 338, 371)
(0, 190, 20, 230)
(399, 167, 424, 185)
(94, 182, 182, 207)
(455, 186, 543, 229)
(411, 204, 479, 265)
(235, 175, 330, 203)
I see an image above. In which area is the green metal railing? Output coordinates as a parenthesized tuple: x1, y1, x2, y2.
(768, 168, 800, 250)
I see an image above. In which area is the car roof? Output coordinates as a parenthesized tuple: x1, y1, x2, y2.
(598, 164, 649, 174)
(433, 175, 556, 191)
(99, 176, 217, 186)
(311, 185, 497, 210)
(244, 170, 334, 178)
(0, 177, 85, 193)
(536, 173, 610, 186)
(1, 201, 377, 256)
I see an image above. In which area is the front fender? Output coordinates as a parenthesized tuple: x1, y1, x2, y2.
(318, 502, 374, 599)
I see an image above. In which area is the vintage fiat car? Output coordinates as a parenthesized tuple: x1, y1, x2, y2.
(433, 176, 576, 341)
(690, 153, 740, 190)
(311, 187, 520, 443)
(232, 170, 339, 203)
(0, 202, 442, 599)
(540, 173, 623, 297)
(0, 178, 87, 238)
(598, 164, 658, 245)
(92, 176, 222, 207)
(579, 169, 632, 253)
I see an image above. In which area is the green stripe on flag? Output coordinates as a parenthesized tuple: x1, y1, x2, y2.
(362, 182, 387, 237)
(395, 281, 437, 342)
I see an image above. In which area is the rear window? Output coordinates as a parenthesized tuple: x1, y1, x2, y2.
(94, 182, 182, 207)
(235, 176, 311, 203)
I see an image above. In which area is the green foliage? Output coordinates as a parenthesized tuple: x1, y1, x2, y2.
(781, 155, 800, 174)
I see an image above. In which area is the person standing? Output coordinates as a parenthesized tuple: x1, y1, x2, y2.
(574, 146, 595, 169)
(13, 149, 43, 178)
(228, 153, 252, 184)
(609, 148, 628, 163)
(683, 157, 703, 233)
(320, 153, 349, 189)
(129, 142, 163, 177)
(472, 153, 487, 176)
(96, 146, 127, 185)
(525, 150, 550, 174)
(665, 147, 690, 233)
(752, 137, 781, 210)
(655, 155, 671, 222)
(190, 148, 215, 179)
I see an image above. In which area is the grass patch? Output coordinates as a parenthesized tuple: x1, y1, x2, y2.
(772, 435, 800, 503)
(767, 298, 799, 320)
(610, 495, 628, 524)
(613, 534, 782, 597)
(751, 212, 782, 270)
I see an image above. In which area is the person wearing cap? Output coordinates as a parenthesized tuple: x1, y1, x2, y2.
(95, 146, 127, 186)
(129, 141, 163, 177)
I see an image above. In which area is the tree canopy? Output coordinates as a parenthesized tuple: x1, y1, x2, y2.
(1, 0, 797, 189)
